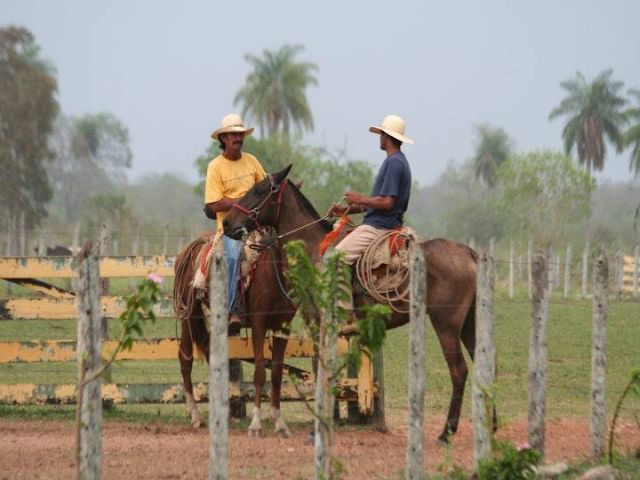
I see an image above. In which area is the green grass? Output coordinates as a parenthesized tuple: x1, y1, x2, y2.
(1, 291, 639, 429)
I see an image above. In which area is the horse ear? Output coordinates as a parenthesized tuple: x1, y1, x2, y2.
(295, 180, 304, 190)
(272, 164, 292, 184)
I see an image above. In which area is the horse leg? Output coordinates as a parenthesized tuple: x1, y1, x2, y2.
(432, 307, 470, 444)
(248, 324, 266, 437)
(460, 302, 498, 433)
(270, 335, 291, 438)
(179, 326, 204, 428)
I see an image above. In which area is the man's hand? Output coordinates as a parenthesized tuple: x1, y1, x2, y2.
(345, 192, 367, 206)
(327, 204, 348, 217)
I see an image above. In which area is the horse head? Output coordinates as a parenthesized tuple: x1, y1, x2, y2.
(223, 164, 292, 239)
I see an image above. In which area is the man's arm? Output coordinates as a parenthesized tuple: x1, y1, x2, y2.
(204, 197, 240, 219)
(345, 192, 396, 211)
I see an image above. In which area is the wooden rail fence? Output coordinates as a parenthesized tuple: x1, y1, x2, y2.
(0, 254, 376, 411)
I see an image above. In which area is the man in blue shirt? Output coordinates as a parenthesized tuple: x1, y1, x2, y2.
(330, 114, 413, 265)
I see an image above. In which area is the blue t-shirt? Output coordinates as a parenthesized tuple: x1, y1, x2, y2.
(363, 151, 412, 229)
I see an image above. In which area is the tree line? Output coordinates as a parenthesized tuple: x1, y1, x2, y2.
(1, 25, 638, 257)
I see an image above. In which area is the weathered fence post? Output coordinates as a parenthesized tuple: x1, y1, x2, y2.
(72, 222, 80, 253)
(508, 242, 515, 300)
(634, 245, 639, 300)
(591, 253, 608, 458)
(75, 242, 103, 479)
(132, 223, 140, 256)
(582, 242, 590, 299)
(315, 258, 339, 480)
(209, 244, 229, 480)
(37, 231, 46, 257)
(546, 245, 554, 292)
(554, 254, 561, 290)
(564, 244, 572, 299)
(528, 253, 549, 457)
(98, 224, 110, 296)
(528, 239, 533, 300)
(473, 251, 495, 469)
(614, 251, 623, 300)
(406, 248, 426, 480)
(163, 225, 169, 257)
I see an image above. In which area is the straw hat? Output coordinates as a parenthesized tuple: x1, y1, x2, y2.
(211, 113, 255, 140)
(369, 114, 414, 144)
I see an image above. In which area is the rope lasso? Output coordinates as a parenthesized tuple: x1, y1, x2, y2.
(355, 229, 415, 313)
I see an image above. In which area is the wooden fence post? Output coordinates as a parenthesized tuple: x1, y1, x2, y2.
(72, 222, 80, 253)
(546, 245, 554, 292)
(209, 244, 229, 480)
(528, 253, 549, 457)
(163, 225, 169, 257)
(406, 248, 426, 480)
(591, 253, 608, 458)
(614, 251, 623, 300)
(582, 242, 590, 299)
(508, 242, 514, 300)
(132, 223, 140, 256)
(75, 242, 103, 479)
(564, 245, 572, 299)
(473, 251, 495, 469)
(528, 240, 533, 300)
(554, 254, 561, 291)
(634, 246, 639, 300)
(372, 349, 387, 432)
(315, 258, 339, 480)
(98, 224, 110, 296)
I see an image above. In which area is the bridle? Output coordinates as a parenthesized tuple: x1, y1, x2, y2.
(231, 174, 288, 231)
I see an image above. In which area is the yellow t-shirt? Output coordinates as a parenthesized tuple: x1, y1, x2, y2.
(204, 152, 267, 230)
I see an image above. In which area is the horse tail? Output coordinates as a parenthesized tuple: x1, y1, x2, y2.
(173, 236, 205, 321)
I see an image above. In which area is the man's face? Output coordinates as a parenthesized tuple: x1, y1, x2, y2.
(379, 132, 386, 150)
(220, 131, 245, 153)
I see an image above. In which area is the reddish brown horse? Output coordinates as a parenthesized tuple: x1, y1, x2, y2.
(175, 165, 480, 442)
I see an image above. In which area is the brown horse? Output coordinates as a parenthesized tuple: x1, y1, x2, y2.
(220, 165, 482, 443)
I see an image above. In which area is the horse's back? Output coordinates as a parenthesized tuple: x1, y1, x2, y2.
(419, 238, 477, 311)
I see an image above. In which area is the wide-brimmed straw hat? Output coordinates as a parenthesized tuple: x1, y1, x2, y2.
(211, 113, 255, 140)
(369, 114, 414, 144)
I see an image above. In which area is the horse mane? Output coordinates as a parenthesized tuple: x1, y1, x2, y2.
(288, 181, 334, 233)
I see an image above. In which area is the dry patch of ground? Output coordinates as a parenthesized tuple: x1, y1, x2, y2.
(0, 416, 637, 479)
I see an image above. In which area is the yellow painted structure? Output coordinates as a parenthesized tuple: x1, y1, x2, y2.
(0, 255, 175, 279)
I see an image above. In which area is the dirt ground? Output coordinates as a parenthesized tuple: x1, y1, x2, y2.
(0, 415, 637, 479)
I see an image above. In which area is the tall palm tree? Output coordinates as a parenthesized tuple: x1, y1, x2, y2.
(473, 124, 512, 188)
(234, 44, 318, 137)
(623, 89, 640, 177)
(549, 69, 627, 174)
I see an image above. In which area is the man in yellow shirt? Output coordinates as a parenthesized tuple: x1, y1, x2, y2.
(204, 113, 266, 332)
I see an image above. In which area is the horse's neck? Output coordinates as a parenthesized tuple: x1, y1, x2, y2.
(275, 191, 326, 263)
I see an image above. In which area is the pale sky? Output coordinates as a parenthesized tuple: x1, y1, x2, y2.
(4, 0, 640, 186)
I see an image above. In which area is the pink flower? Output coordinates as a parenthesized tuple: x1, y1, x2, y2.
(147, 273, 163, 285)
(517, 442, 531, 451)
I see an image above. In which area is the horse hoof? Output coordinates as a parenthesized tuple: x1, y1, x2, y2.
(436, 437, 450, 447)
(248, 428, 262, 438)
(303, 432, 314, 445)
(276, 428, 291, 439)
(191, 419, 205, 429)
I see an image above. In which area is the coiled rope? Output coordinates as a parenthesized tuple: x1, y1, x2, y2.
(355, 229, 415, 313)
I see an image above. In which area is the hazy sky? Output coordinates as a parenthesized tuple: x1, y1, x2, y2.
(5, 0, 640, 186)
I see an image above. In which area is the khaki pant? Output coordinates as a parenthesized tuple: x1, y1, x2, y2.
(335, 224, 388, 264)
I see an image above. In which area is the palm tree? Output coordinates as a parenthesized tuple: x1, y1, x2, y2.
(549, 69, 627, 174)
(623, 89, 640, 177)
(234, 44, 318, 137)
(473, 124, 512, 188)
